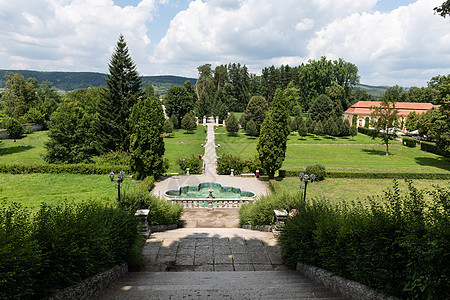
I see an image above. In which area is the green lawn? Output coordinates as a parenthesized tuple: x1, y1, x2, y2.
(164, 126, 206, 173)
(0, 131, 48, 164)
(216, 132, 450, 174)
(269, 177, 450, 205)
(0, 173, 138, 211)
(0, 127, 206, 173)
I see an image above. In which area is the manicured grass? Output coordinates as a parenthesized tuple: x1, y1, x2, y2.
(164, 126, 206, 173)
(0, 173, 137, 211)
(216, 132, 450, 173)
(0, 131, 48, 164)
(269, 177, 450, 205)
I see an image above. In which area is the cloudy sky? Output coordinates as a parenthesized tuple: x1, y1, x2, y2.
(0, 0, 449, 87)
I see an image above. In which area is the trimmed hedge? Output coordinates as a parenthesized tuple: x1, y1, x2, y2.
(421, 141, 449, 157)
(279, 181, 450, 299)
(0, 163, 131, 175)
(357, 126, 378, 136)
(0, 201, 141, 299)
(402, 137, 417, 147)
(278, 170, 450, 180)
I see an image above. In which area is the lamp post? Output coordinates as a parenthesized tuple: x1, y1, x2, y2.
(299, 172, 315, 201)
(109, 170, 125, 207)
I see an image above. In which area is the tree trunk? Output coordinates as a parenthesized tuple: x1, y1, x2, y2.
(386, 141, 389, 156)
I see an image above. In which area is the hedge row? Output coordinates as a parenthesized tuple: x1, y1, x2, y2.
(278, 181, 449, 299)
(278, 170, 450, 180)
(421, 141, 450, 157)
(357, 126, 378, 136)
(0, 201, 141, 299)
(402, 137, 417, 147)
(0, 163, 131, 175)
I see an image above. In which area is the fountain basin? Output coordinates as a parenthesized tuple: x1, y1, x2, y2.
(164, 182, 255, 199)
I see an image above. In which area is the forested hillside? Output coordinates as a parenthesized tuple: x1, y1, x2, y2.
(0, 70, 195, 95)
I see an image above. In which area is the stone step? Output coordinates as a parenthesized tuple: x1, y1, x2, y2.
(94, 271, 347, 299)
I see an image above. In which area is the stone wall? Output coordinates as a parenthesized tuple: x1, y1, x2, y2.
(49, 264, 128, 300)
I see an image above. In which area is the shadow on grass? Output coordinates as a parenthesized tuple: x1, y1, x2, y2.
(183, 132, 195, 135)
(362, 148, 388, 156)
(0, 145, 33, 156)
(324, 136, 336, 140)
(415, 157, 450, 172)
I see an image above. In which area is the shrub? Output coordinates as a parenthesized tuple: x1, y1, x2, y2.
(0, 201, 140, 299)
(358, 126, 378, 136)
(226, 113, 239, 135)
(3, 117, 23, 138)
(0, 163, 130, 175)
(402, 137, 417, 147)
(305, 164, 326, 181)
(177, 154, 202, 174)
(278, 181, 450, 299)
(239, 192, 304, 226)
(121, 188, 182, 226)
(138, 176, 155, 192)
(217, 153, 244, 175)
(96, 150, 131, 166)
(245, 119, 258, 136)
(421, 141, 449, 157)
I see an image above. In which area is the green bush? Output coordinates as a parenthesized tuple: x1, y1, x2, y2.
(0, 163, 130, 175)
(279, 181, 450, 299)
(305, 164, 326, 181)
(177, 154, 202, 174)
(3, 117, 23, 139)
(402, 137, 417, 147)
(0, 201, 140, 299)
(421, 141, 449, 157)
(138, 176, 155, 192)
(274, 170, 450, 180)
(239, 192, 304, 226)
(96, 150, 131, 166)
(358, 126, 378, 136)
(121, 188, 182, 226)
(217, 153, 244, 175)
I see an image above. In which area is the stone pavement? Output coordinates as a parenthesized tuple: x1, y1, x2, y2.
(152, 117, 269, 199)
(94, 228, 348, 299)
(141, 228, 286, 272)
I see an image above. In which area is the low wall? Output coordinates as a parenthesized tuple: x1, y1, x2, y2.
(49, 263, 128, 300)
(0, 123, 44, 139)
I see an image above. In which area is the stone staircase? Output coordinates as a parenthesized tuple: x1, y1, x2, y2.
(94, 270, 348, 299)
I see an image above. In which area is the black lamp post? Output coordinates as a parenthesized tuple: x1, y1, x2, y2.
(109, 170, 125, 207)
(299, 172, 315, 201)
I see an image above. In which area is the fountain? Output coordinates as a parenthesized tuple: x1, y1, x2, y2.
(164, 182, 255, 200)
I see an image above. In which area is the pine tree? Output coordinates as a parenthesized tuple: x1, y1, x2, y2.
(95, 34, 143, 153)
(181, 112, 196, 133)
(245, 119, 258, 136)
(129, 96, 165, 180)
(163, 119, 174, 136)
(226, 112, 239, 135)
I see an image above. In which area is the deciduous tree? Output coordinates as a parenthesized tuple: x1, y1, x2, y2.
(370, 96, 399, 156)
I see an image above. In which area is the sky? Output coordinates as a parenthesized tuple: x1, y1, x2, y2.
(0, 0, 449, 87)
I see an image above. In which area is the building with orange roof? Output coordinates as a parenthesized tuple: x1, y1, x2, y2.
(344, 101, 439, 130)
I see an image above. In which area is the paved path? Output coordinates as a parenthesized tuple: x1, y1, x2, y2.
(141, 228, 286, 272)
(94, 229, 348, 299)
(153, 117, 269, 199)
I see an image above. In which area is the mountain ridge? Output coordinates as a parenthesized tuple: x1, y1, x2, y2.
(0, 69, 387, 97)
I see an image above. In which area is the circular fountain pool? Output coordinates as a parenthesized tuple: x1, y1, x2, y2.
(164, 182, 255, 199)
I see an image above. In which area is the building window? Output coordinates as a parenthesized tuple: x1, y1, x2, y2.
(358, 119, 363, 127)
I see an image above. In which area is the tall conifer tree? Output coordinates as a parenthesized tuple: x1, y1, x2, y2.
(96, 34, 143, 152)
(257, 89, 289, 178)
(129, 95, 165, 179)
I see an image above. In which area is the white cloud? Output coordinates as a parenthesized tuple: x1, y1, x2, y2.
(0, 0, 449, 87)
(307, 0, 450, 86)
(0, 0, 157, 72)
(151, 0, 378, 76)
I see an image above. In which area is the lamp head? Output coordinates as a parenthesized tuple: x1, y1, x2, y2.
(109, 171, 115, 181)
(118, 170, 125, 181)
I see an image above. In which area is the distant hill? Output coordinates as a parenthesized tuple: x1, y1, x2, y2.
(353, 83, 388, 98)
(0, 69, 387, 97)
(0, 70, 196, 95)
